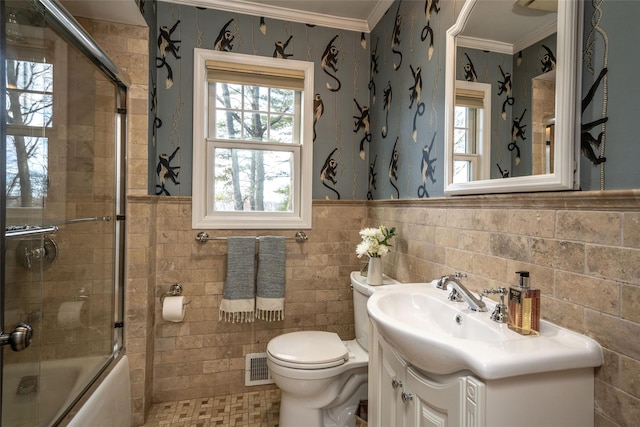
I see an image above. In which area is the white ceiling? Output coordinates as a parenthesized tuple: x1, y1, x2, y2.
(459, 0, 557, 53)
(60, 0, 393, 33)
(60, 0, 147, 26)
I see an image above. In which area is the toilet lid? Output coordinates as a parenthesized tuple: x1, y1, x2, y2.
(267, 331, 348, 369)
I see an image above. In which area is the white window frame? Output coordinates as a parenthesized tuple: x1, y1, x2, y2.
(192, 49, 314, 229)
(453, 80, 491, 182)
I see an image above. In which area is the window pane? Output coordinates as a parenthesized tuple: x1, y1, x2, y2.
(454, 129, 468, 153)
(270, 88, 294, 113)
(242, 113, 268, 141)
(215, 110, 241, 139)
(244, 85, 269, 111)
(5, 135, 48, 208)
(215, 82, 242, 109)
(213, 147, 293, 212)
(453, 160, 470, 184)
(6, 60, 54, 127)
(454, 106, 467, 128)
(269, 114, 294, 143)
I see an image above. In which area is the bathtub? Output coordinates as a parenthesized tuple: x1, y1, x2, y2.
(2, 355, 109, 427)
(66, 355, 130, 427)
(2, 355, 130, 427)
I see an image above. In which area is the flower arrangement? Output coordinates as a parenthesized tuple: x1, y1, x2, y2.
(356, 225, 397, 258)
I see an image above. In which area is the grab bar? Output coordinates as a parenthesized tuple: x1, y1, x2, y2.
(5, 225, 59, 238)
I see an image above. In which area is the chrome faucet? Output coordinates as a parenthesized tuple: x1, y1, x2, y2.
(436, 272, 467, 290)
(441, 276, 487, 312)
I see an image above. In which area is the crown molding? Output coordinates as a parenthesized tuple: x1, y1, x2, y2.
(457, 20, 556, 55)
(166, 0, 392, 33)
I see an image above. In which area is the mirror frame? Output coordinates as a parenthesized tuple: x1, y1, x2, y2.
(444, 0, 582, 195)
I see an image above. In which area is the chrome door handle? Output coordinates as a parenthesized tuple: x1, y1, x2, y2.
(391, 379, 403, 389)
(0, 323, 33, 351)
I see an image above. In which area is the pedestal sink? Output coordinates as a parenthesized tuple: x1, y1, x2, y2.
(367, 282, 603, 380)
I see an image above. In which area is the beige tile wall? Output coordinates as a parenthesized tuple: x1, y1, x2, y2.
(129, 192, 640, 427)
(147, 198, 367, 403)
(368, 191, 640, 427)
(76, 17, 151, 426)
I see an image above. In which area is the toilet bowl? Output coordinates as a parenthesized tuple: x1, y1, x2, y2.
(266, 272, 399, 427)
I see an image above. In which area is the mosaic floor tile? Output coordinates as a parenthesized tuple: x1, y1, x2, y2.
(142, 390, 280, 427)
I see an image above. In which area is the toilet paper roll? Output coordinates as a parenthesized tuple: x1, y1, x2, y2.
(162, 296, 185, 322)
(57, 301, 85, 328)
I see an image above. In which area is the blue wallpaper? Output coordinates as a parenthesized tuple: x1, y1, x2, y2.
(580, 0, 640, 190)
(147, 0, 640, 198)
(150, 1, 370, 198)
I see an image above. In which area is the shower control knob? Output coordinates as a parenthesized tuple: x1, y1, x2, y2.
(0, 323, 33, 352)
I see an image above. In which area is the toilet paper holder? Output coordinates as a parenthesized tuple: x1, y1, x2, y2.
(160, 283, 190, 305)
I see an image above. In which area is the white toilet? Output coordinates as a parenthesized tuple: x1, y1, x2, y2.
(267, 271, 399, 427)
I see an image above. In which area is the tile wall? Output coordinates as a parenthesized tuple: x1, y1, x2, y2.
(127, 198, 367, 424)
(369, 192, 640, 427)
(128, 192, 640, 427)
(76, 16, 151, 425)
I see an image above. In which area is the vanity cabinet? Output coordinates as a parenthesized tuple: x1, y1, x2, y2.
(369, 328, 484, 427)
(369, 323, 595, 427)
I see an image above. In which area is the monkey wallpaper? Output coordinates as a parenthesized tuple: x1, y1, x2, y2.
(148, 1, 370, 198)
(146, 0, 640, 199)
(456, 33, 557, 179)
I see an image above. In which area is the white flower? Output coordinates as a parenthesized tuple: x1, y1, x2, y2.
(356, 224, 396, 258)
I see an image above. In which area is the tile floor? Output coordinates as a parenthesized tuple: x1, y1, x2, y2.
(141, 389, 280, 427)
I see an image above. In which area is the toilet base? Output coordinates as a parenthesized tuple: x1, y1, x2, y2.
(324, 381, 368, 427)
(278, 393, 324, 427)
(278, 379, 368, 427)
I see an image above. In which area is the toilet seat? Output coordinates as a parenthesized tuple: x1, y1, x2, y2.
(267, 331, 348, 369)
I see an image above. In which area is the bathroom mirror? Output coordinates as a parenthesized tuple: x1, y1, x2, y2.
(444, 0, 582, 195)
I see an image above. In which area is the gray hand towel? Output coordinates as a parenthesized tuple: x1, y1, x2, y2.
(256, 236, 286, 321)
(220, 236, 256, 323)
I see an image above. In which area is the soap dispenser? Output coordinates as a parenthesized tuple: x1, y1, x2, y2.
(507, 271, 540, 336)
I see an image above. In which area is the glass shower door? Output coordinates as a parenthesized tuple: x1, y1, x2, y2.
(2, 0, 125, 425)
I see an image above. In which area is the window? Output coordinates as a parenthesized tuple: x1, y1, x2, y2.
(5, 57, 52, 209)
(192, 49, 313, 229)
(453, 81, 491, 183)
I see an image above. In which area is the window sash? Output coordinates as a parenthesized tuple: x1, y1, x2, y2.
(206, 141, 300, 215)
(208, 83, 301, 144)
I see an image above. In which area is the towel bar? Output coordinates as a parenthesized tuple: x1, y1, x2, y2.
(195, 231, 308, 243)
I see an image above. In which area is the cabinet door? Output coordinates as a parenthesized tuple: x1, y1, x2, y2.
(405, 368, 485, 427)
(369, 329, 407, 427)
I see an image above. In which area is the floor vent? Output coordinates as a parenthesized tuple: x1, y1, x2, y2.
(245, 352, 274, 386)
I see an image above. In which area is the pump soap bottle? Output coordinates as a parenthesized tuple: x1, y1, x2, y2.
(507, 271, 540, 336)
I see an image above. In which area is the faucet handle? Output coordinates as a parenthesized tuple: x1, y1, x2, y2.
(482, 287, 508, 323)
(482, 287, 507, 296)
(453, 272, 467, 279)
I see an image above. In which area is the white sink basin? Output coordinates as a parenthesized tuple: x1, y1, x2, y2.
(367, 282, 603, 380)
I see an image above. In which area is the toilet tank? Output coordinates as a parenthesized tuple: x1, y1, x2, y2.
(350, 271, 400, 351)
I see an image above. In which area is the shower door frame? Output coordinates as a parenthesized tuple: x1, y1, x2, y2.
(1, 0, 129, 423)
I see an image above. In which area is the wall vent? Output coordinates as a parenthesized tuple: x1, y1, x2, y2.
(245, 352, 274, 386)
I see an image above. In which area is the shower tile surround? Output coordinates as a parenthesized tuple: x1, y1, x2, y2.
(73, 9, 640, 427)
